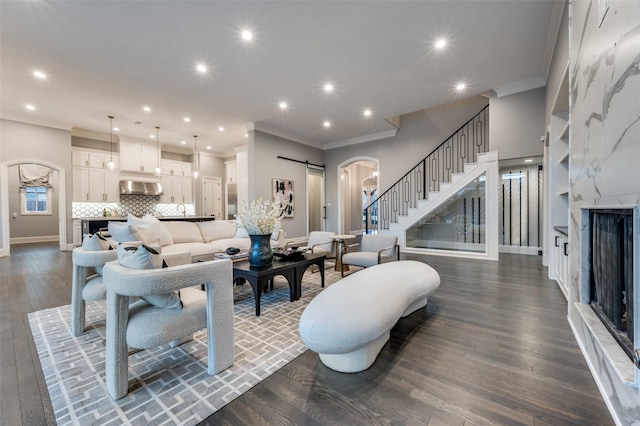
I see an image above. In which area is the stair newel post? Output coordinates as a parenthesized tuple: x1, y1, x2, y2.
(422, 159, 426, 200)
(365, 209, 369, 234)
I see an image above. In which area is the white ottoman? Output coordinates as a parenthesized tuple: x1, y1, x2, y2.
(299, 260, 440, 373)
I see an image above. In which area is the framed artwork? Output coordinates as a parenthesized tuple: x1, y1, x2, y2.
(273, 178, 294, 218)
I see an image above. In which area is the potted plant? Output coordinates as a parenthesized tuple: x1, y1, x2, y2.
(235, 199, 281, 267)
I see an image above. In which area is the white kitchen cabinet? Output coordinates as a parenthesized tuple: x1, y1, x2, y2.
(160, 160, 193, 203)
(73, 166, 90, 201)
(72, 151, 89, 167)
(120, 141, 158, 173)
(225, 160, 237, 183)
(162, 159, 192, 177)
(73, 219, 82, 246)
(72, 149, 119, 202)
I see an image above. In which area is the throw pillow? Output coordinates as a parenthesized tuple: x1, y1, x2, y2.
(116, 244, 182, 309)
(235, 226, 249, 239)
(107, 222, 137, 242)
(130, 221, 174, 247)
(82, 233, 114, 275)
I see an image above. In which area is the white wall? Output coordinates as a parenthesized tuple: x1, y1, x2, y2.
(0, 119, 73, 247)
(248, 130, 324, 239)
(8, 165, 60, 239)
(489, 87, 546, 160)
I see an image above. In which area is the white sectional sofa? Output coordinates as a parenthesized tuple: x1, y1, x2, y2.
(108, 215, 284, 262)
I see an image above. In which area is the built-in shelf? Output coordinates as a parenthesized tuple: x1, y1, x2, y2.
(546, 63, 571, 286)
(551, 63, 570, 115)
(560, 121, 570, 141)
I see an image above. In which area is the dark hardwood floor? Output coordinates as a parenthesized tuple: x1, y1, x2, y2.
(0, 243, 613, 425)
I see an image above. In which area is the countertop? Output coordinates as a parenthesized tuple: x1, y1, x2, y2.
(75, 216, 216, 221)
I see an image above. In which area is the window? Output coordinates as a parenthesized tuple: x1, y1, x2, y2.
(21, 186, 52, 215)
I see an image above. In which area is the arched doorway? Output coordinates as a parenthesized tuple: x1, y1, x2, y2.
(336, 157, 379, 235)
(0, 160, 68, 257)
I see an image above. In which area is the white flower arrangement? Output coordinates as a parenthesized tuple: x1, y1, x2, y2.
(235, 199, 281, 235)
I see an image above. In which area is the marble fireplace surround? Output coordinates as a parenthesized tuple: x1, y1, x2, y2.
(576, 205, 639, 387)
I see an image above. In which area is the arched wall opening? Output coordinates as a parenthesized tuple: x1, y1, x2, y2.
(0, 159, 68, 257)
(336, 156, 379, 235)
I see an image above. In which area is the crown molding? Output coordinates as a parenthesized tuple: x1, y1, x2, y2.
(492, 76, 546, 98)
(323, 129, 398, 150)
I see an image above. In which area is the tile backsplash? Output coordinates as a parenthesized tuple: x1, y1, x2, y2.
(72, 195, 194, 218)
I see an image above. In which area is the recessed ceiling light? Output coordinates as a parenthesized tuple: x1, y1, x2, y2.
(181, 140, 186, 145)
(456, 83, 466, 91)
(279, 101, 288, 110)
(206, 145, 212, 150)
(143, 106, 151, 112)
(363, 109, 372, 117)
(150, 134, 155, 138)
(241, 30, 253, 41)
(324, 83, 334, 93)
(245, 133, 249, 138)
(435, 39, 446, 49)
(323, 121, 331, 128)
(113, 127, 120, 132)
(25, 104, 36, 111)
(524, 159, 533, 163)
(218, 127, 224, 132)
(33, 70, 47, 79)
(184, 117, 191, 122)
(196, 64, 207, 73)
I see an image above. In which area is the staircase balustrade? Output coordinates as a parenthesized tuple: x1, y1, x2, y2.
(365, 106, 489, 232)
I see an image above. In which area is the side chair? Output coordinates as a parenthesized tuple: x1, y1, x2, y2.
(340, 234, 399, 277)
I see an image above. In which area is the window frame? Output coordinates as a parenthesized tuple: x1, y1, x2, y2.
(21, 186, 52, 216)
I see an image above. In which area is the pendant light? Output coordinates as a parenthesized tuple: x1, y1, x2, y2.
(154, 126, 162, 176)
(193, 135, 199, 179)
(106, 115, 115, 170)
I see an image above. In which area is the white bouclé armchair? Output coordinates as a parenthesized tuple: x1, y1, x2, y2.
(102, 258, 235, 400)
(71, 247, 118, 336)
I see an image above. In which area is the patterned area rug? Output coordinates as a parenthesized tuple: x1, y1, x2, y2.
(29, 267, 341, 425)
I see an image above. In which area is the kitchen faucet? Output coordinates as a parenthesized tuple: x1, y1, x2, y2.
(177, 203, 186, 217)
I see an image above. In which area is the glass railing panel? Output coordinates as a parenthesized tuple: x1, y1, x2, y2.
(405, 173, 486, 252)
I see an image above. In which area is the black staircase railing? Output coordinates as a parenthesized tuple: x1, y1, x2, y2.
(365, 105, 489, 233)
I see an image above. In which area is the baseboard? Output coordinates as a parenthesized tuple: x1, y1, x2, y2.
(10, 235, 59, 245)
(498, 245, 540, 255)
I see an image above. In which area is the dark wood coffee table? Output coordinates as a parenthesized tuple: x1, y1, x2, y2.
(232, 253, 326, 316)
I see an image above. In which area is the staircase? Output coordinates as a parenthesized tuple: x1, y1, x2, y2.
(364, 106, 499, 259)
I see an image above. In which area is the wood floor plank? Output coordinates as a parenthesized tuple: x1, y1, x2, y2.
(204, 251, 614, 425)
(0, 243, 614, 426)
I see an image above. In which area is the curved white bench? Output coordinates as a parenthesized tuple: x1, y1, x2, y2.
(299, 260, 440, 373)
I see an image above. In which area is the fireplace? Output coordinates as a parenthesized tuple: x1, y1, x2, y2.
(588, 208, 635, 361)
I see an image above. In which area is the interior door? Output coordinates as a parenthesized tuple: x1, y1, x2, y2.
(307, 166, 325, 232)
(203, 177, 222, 218)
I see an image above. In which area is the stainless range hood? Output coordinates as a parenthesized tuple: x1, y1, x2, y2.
(120, 181, 163, 196)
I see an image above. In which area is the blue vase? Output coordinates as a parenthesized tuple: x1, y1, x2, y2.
(248, 234, 273, 267)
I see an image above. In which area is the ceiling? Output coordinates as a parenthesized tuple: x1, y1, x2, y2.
(0, 1, 559, 157)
